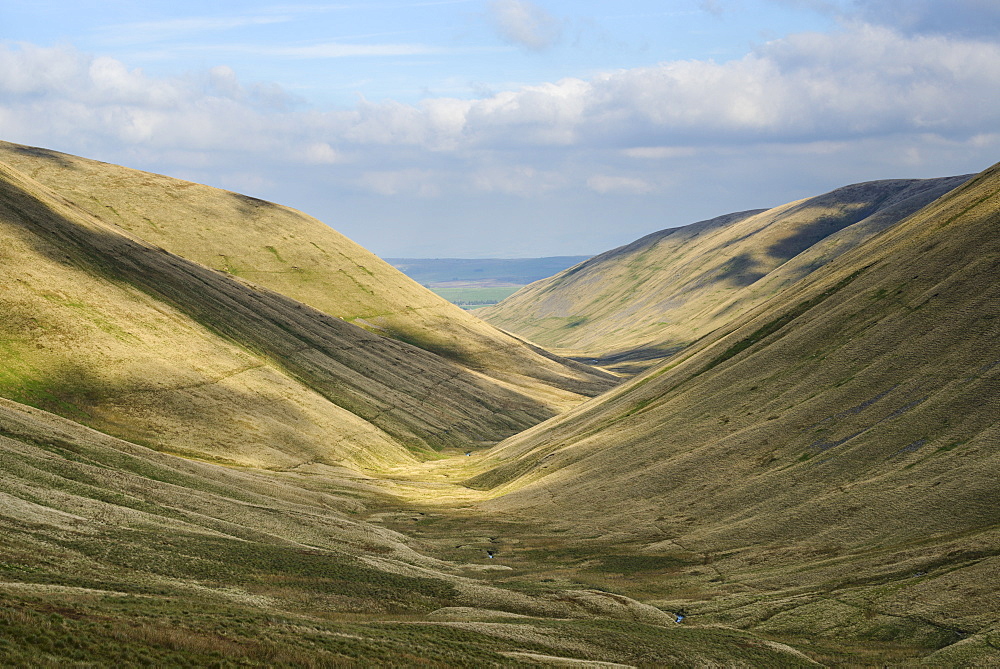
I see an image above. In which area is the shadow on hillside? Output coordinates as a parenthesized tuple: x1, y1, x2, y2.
(715, 252, 767, 287)
(7, 144, 78, 170)
(0, 328, 335, 467)
(766, 210, 871, 262)
(227, 191, 282, 217)
(0, 174, 557, 453)
(568, 344, 686, 370)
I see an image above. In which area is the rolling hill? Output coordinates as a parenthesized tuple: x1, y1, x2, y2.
(467, 160, 1000, 663)
(386, 257, 592, 286)
(0, 393, 823, 666)
(387, 256, 593, 310)
(0, 141, 614, 411)
(480, 175, 971, 373)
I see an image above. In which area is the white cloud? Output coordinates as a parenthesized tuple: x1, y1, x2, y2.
(233, 42, 455, 58)
(97, 14, 292, 44)
(623, 146, 698, 159)
(0, 23, 998, 255)
(302, 142, 342, 164)
(472, 165, 564, 195)
(586, 175, 657, 194)
(3, 25, 999, 165)
(486, 0, 562, 51)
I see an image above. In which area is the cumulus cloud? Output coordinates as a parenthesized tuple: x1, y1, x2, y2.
(486, 0, 562, 51)
(0, 24, 998, 254)
(3, 25, 998, 164)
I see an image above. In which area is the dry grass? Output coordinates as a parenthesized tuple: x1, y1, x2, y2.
(0, 140, 615, 410)
(0, 154, 604, 470)
(467, 161, 1000, 661)
(482, 175, 971, 374)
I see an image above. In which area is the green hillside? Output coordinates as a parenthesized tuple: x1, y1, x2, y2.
(481, 176, 971, 373)
(467, 161, 1000, 663)
(386, 257, 591, 310)
(0, 397, 818, 666)
(0, 157, 593, 467)
(0, 148, 811, 665)
(0, 142, 614, 411)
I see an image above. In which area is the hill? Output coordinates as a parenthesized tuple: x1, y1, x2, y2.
(3, 140, 998, 664)
(0, 157, 608, 468)
(480, 176, 971, 373)
(467, 161, 1000, 662)
(0, 141, 614, 410)
(0, 395, 820, 666)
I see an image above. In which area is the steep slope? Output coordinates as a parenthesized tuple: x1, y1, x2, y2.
(469, 162, 1000, 656)
(482, 175, 970, 372)
(0, 141, 614, 409)
(0, 158, 581, 468)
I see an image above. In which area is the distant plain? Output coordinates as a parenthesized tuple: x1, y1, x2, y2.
(387, 257, 589, 310)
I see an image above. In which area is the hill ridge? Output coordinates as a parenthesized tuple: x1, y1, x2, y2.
(481, 174, 972, 373)
(463, 161, 1000, 656)
(0, 140, 615, 409)
(0, 157, 584, 468)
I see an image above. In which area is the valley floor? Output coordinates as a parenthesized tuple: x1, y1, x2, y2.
(345, 450, 992, 667)
(2, 423, 995, 667)
(1, 362, 997, 667)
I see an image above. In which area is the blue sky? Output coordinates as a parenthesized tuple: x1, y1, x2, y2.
(2, 0, 999, 257)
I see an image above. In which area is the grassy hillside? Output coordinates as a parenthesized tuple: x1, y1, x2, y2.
(481, 176, 970, 373)
(0, 158, 590, 467)
(465, 161, 1000, 662)
(0, 145, 830, 666)
(0, 142, 614, 410)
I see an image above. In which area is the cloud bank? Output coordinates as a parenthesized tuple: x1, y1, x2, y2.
(1, 17, 998, 255)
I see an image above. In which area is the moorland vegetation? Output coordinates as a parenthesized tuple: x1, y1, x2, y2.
(0, 140, 997, 666)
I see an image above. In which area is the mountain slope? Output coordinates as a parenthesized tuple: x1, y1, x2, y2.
(481, 175, 970, 372)
(0, 141, 614, 409)
(0, 158, 583, 467)
(469, 161, 1000, 652)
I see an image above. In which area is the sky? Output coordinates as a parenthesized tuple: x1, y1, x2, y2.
(1, 1, 999, 258)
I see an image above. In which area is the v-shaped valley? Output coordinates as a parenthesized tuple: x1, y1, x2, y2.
(0, 141, 997, 666)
